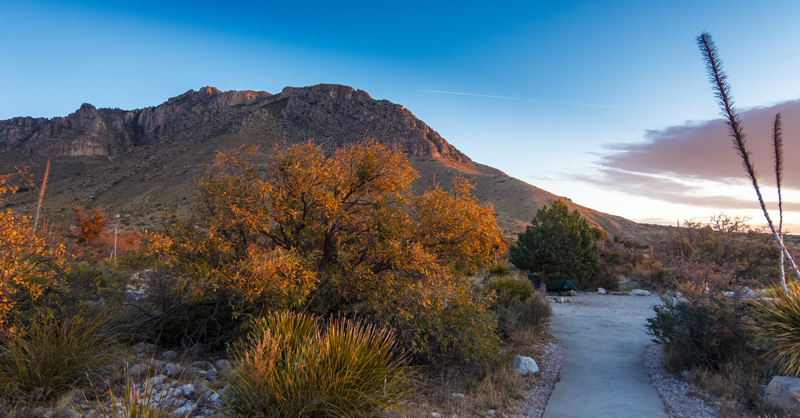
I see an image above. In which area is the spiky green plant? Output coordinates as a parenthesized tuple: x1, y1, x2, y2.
(223, 311, 413, 418)
(754, 282, 800, 377)
(0, 314, 118, 403)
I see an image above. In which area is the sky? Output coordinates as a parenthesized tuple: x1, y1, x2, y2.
(3, 0, 800, 232)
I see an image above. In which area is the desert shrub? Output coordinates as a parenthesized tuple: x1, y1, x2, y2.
(147, 140, 503, 320)
(754, 281, 800, 377)
(514, 291, 552, 330)
(69, 206, 142, 263)
(373, 279, 501, 370)
(223, 311, 412, 418)
(486, 275, 535, 303)
(489, 263, 511, 276)
(0, 169, 68, 330)
(486, 276, 551, 338)
(582, 270, 619, 292)
(660, 215, 780, 288)
(647, 289, 753, 371)
(687, 360, 781, 416)
(0, 314, 119, 404)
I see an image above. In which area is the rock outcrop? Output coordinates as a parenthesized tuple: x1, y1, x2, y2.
(0, 84, 467, 164)
(0, 84, 661, 241)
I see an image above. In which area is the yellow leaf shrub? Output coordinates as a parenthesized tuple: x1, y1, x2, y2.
(0, 169, 66, 330)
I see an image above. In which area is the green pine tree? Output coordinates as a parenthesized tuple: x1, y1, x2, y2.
(510, 200, 604, 286)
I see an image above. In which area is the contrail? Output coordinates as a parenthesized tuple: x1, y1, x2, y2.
(420, 89, 632, 110)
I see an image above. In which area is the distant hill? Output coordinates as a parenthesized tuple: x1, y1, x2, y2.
(0, 84, 667, 243)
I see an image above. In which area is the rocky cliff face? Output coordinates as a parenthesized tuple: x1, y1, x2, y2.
(0, 84, 468, 163)
(276, 85, 468, 161)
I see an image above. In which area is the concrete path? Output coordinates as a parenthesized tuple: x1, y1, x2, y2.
(542, 294, 668, 418)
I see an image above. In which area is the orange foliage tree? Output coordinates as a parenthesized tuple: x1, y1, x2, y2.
(149, 140, 504, 325)
(0, 169, 66, 330)
(73, 206, 109, 245)
(69, 206, 141, 261)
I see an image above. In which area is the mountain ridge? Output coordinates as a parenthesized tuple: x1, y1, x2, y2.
(0, 84, 665, 242)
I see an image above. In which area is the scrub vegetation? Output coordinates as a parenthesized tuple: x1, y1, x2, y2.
(646, 32, 800, 417)
(0, 140, 554, 417)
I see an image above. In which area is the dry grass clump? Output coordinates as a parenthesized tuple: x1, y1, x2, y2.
(0, 314, 119, 406)
(222, 311, 413, 418)
(393, 366, 526, 418)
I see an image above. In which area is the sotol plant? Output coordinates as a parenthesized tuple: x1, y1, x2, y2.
(698, 32, 800, 376)
(223, 311, 413, 418)
(697, 32, 799, 293)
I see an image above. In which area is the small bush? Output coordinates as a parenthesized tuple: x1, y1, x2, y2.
(486, 276, 535, 303)
(754, 281, 800, 377)
(223, 311, 412, 418)
(0, 314, 118, 404)
(487, 276, 551, 338)
(372, 280, 501, 369)
(489, 263, 511, 276)
(647, 291, 753, 371)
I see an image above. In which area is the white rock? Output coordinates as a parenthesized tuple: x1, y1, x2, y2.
(164, 363, 185, 377)
(172, 403, 196, 417)
(451, 393, 465, 398)
(512, 355, 539, 375)
(214, 359, 232, 372)
(597, 287, 607, 295)
(487, 411, 496, 416)
(180, 383, 195, 397)
(127, 363, 149, 377)
(431, 414, 442, 418)
(766, 376, 800, 412)
(148, 375, 167, 387)
(631, 289, 651, 296)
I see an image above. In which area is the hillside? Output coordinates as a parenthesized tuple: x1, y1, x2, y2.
(0, 84, 664, 242)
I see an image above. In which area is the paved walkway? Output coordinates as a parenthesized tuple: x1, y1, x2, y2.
(543, 294, 668, 418)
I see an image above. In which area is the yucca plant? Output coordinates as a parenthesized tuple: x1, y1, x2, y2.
(754, 282, 800, 377)
(223, 311, 413, 418)
(0, 314, 118, 403)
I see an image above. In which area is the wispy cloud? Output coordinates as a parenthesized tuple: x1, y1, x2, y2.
(420, 89, 632, 110)
(578, 99, 800, 212)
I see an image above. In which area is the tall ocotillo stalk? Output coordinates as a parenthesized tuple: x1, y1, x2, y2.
(31, 159, 50, 237)
(773, 113, 787, 293)
(697, 32, 799, 292)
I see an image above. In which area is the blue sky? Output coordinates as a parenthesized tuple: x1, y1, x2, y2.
(3, 0, 800, 231)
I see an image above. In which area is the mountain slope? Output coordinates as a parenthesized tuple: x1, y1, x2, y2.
(0, 84, 661, 242)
